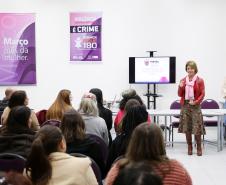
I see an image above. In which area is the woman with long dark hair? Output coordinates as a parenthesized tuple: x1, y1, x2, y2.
(25, 125, 97, 185)
(0, 106, 35, 158)
(89, 88, 113, 145)
(106, 105, 148, 172)
(114, 89, 144, 134)
(106, 123, 192, 185)
(1, 90, 39, 131)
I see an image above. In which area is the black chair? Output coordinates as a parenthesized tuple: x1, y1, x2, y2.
(70, 153, 103, 185)
(0, 153, 26, 173)
(87, 133, 108, 165)
(169, 100, 181, 146)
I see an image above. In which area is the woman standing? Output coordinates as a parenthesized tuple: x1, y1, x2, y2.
(178, 61, 205, 156)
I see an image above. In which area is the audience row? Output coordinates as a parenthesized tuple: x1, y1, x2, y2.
(0, 88, 192, 185)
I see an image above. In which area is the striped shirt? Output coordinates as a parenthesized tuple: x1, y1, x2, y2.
(105, 159, 192, 185)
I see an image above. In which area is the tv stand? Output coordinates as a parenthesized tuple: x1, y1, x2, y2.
(142, 51, 162, 109)
(144, 84, 162, 109)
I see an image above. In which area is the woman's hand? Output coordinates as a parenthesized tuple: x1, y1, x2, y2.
(179, 80, 184, 87)
(189, 100, 195, 105)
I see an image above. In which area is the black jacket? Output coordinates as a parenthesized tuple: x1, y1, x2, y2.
(0, 99, 8, 112)
(106, 134, 129, 173)
(98, 106, 113, 146)
(66, 135, 107, 178)
(0, 129, 35, 158)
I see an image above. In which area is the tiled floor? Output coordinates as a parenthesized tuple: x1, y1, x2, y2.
(110, 127, 226, 185)
(166, 127, 226, 185)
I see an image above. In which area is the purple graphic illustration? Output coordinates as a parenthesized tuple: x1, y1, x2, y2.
(70, 12, 102, 62)
(159, 76, 169, 82)
(0, 13, 36, 85)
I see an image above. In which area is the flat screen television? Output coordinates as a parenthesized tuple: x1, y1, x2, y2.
(129, 56, 176, 84)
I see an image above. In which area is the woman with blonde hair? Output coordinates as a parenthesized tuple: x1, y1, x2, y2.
(46, 89, 74, 121)
(105, 123, 192, 185)
(78, 92, 109, 145)
(178, 61, 205, 156)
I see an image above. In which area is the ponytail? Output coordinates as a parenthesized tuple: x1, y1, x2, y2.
(26, 136, 52, 185)
(26, 125, 63, 185)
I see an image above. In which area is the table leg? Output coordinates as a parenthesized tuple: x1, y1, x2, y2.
(217, 116, 221, 152)
(220, 115, 224, 151)
(165, 116, 167, 142)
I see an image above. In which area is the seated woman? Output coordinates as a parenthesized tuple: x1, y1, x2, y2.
(116, 99, 142, 134)
(78, 92, 109, 145)
(46, 89, 74, 121)
(113, 161, 162, 185)
(25, 125, 98, 185)
(0, 106, 35, 158)
(106, 105, 148, 172)
(105, 123, 192, 185)
(1, 90, 40, 131)
(61, 110, 107, 178)
(114, 89, 148, 134)
(89, 88, 113, 146)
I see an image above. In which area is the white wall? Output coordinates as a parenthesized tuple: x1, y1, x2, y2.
(0, 0, 226, 111)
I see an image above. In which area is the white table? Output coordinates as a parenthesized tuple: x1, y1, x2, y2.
(147, 109, 226, 152)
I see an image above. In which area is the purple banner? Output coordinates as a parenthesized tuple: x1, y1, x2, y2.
(70, 12, 102, 62)
(0, 13, 36, 85)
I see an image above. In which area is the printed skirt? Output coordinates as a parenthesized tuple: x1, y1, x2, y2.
(178, 102, 206, 135)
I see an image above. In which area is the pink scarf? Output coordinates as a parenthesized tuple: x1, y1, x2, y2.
(185, 75, 197, 100)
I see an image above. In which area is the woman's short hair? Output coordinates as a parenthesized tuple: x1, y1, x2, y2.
(6, 106, 31, 131)
(126, 123, 168, 162)
(185, 60, 198, 73)
(61, 109, 86, 142)
(121, 89, 137, 99)
(113, 161, 162, 185)
(8, 90, 27, 108)
(119, 89, 144, 110)
(78, 93, 98, 116)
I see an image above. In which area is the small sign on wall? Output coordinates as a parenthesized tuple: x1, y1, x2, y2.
(0, 13, 36, 85)
(70, 12, 102, 62)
